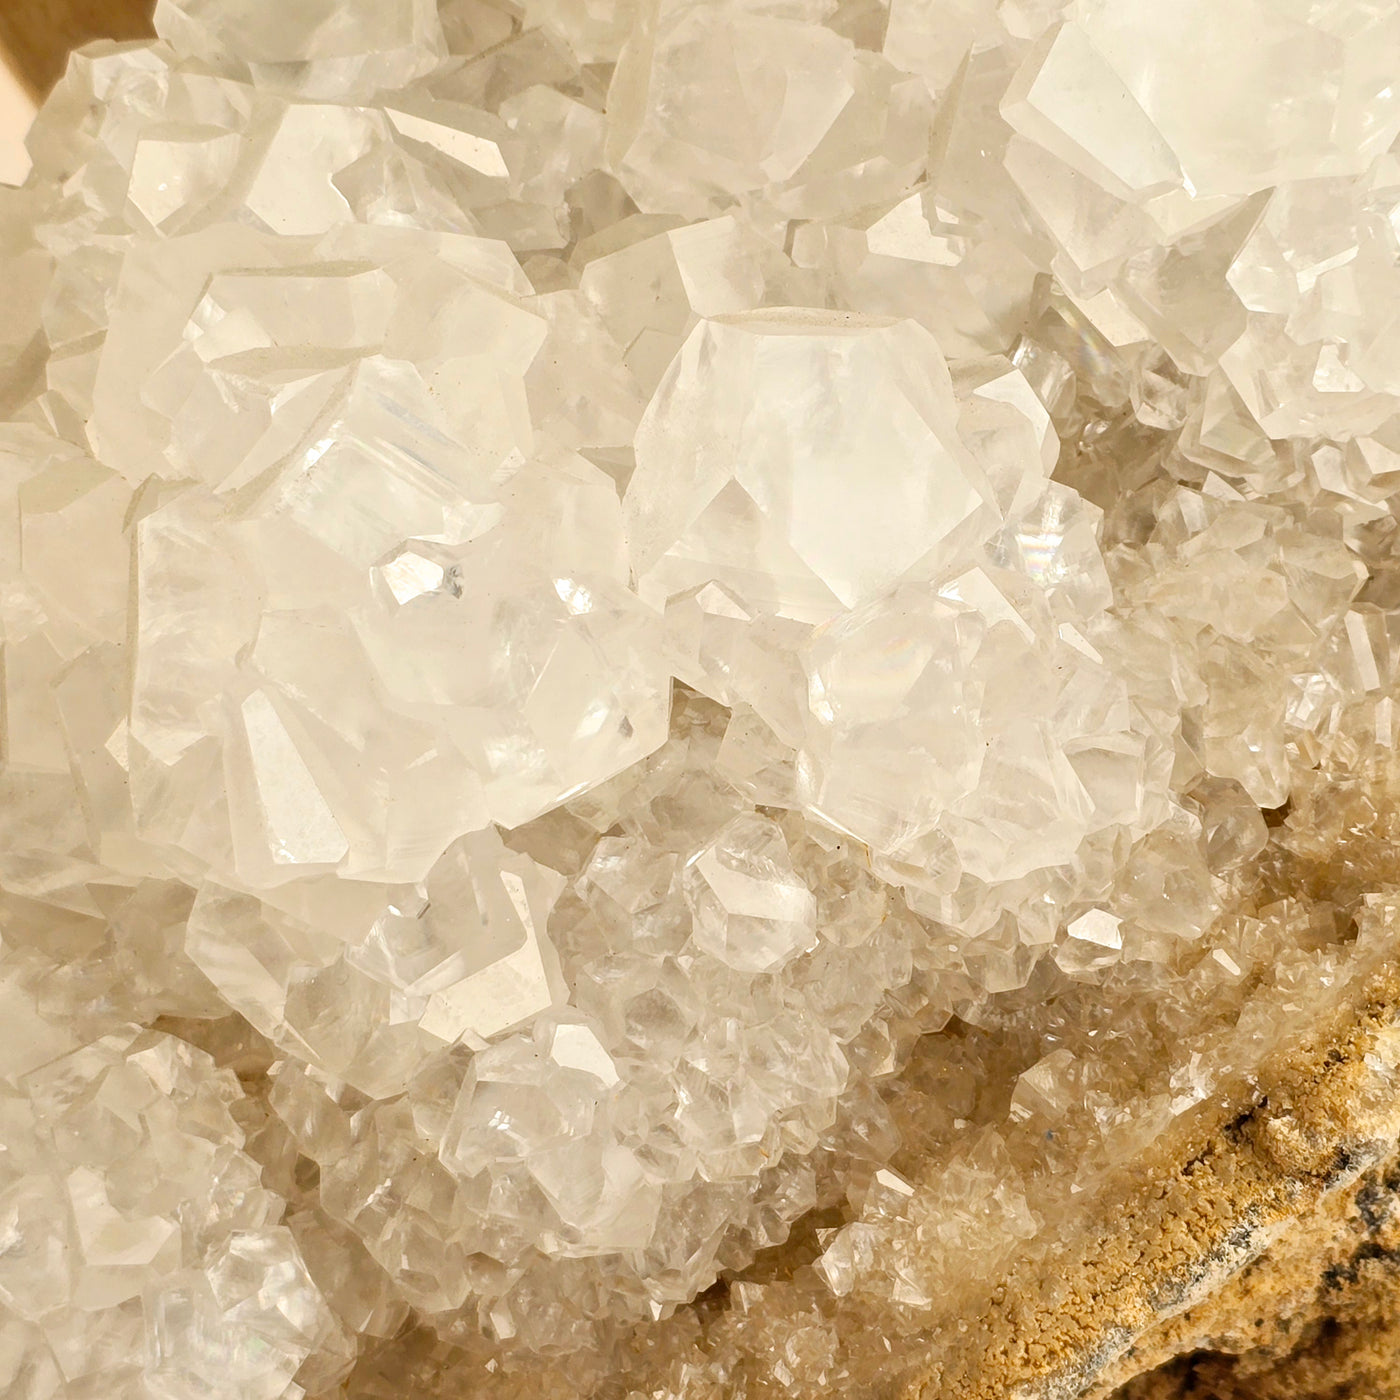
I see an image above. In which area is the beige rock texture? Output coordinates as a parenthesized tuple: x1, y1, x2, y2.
(1106, 1131, 1400, 1400)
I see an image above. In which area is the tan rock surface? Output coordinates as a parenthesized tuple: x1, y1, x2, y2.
(1107, 1146, 1400, 1400)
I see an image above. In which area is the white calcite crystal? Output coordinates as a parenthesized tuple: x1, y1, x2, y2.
(682, 813, 818, 972)
(3, 0, 1400, 1396)
(0, 969, 351, 1400)
(627, 314, 1000, 620)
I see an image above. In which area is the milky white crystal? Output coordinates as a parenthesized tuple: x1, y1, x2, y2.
(0, 985, 349, 1399)
(1, 0, 1399, 1390)
(627, 313, 1000, 619)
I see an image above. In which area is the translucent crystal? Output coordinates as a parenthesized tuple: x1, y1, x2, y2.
(0, 989, 348, 1400)
(625, 313, 1001, 621)
(797, 482, 1153, 894)
(4, 0, 1400, 1394)
(681, 813, 818, 973)
(1003, 22, 1182, 201)
(608, 1, 929, 221)
(1070, 0, 1400, 199)
(154, 0, 444, 98)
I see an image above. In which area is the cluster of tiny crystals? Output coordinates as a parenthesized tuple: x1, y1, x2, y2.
(2, 0, 1400, 1396)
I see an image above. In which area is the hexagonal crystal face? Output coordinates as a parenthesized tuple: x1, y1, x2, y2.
(130, 348, 669, 890)
(681, 813, 818, 973)
(625, 314, 1001, 622)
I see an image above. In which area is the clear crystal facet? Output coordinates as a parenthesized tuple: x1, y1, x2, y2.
(3, 0, 1400, 1395)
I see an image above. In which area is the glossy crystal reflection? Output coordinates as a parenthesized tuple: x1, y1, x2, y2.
(2, 0, 1400, 1395)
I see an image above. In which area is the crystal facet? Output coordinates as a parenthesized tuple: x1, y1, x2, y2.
(3, 0, 1400, 1396)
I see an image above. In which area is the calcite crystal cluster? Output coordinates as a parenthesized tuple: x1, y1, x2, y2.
(3, 0, 1400, 1397)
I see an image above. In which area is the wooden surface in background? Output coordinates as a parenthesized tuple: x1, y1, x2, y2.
(0, 0, 156, 99)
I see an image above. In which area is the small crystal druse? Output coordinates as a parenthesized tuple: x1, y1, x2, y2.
(2, 0, 1400, 1397)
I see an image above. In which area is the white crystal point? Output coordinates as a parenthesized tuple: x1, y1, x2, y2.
(799, 583, 984, 869)
(239, 689, 351, 869)
(1068, 0, 1400, 199)
(1066, 907, 1124, 949)
(129, 347, 669, 886)
(1002, 22, 1182, 202)
(184, 827, 567, 1084)
(663, 580, 810, 744)
(608, 0, 929, 220)
(439, 1020, 660, 1253)
(129, 130, 243, 231)
(67, 1165, 179, 1274)
(577, 215, 771, 396)
(147, 1232, 347, 1400)
(413, 832, 569, 1044)
(244, 104, 381, 235)
(1055, 906, 1126, 975)
(377, 547, 450, 605)
(799, 499, 1149, 890)
(258, 355, 510, 567)
(154, 0, 444, 97)
(966, 361, 1061, 478)
(548, 1022, 620, 1086)
(183, 884, 431, 1098)
(608, 1, 856, 218)
(625, 313, 1000, 622)
(0, 1011, 346, 1400)
(384, 101, 511, 179)
(682, 813, 818, 973)
(528, 1137, 660, 1251)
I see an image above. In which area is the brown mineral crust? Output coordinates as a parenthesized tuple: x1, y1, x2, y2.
(900, 968, 1400, 1400)
(1105, 1153, 1400, 1400)
(0, 0, 156, 98)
